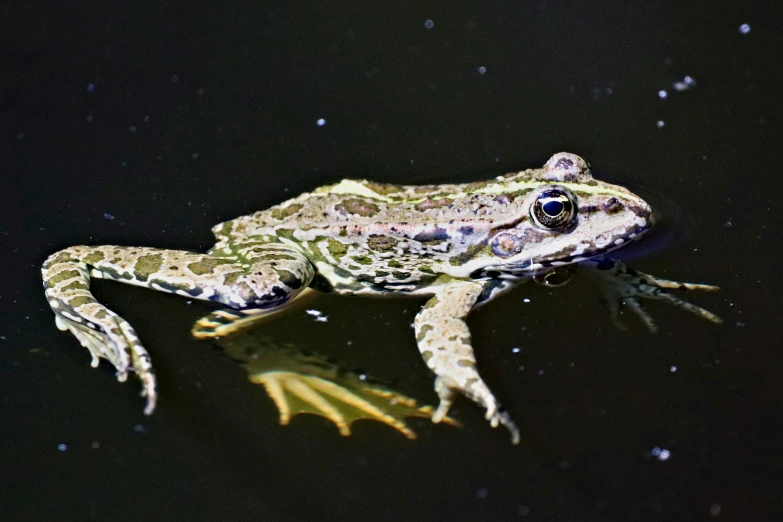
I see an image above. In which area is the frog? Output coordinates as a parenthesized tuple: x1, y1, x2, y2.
(42, 152, 721, 444)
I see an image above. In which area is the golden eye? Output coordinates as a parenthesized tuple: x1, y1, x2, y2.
(530, 189, 576, 229)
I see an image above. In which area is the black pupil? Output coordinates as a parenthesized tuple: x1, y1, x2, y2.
(542, 200, 564, 216)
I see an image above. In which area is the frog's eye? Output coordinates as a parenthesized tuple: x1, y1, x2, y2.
(530, 189, 576, 229)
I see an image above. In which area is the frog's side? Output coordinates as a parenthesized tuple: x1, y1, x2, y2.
(42, 153, 721, 443)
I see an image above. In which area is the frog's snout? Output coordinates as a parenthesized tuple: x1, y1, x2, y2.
(631, 199, 655, 236)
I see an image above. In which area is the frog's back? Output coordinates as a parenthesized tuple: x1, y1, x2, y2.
(213, 177, 529, 242)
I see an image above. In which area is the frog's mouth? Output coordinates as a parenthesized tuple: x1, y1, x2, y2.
(472, 220, 653, 279)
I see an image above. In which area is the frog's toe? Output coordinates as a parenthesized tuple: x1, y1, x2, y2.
(488, 409, 521, 445)
(432, 376, 457, 424)
(624, 296, 659, 333)
(192, 307, 282, 339)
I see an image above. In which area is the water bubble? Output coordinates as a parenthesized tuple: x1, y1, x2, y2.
(316, 118, 326, 127)
(738, 23, 751, 34)
(650, 446, 671, 461)
(424, 19, 434, 30)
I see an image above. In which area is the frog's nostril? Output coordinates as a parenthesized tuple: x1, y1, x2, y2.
(603, 197, 623, 213)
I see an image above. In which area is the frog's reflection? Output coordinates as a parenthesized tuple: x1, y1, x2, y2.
(212, 327, 458, 439)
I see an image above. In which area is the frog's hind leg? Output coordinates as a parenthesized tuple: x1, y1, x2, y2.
(414, 279, 521, 444)
(192, 242, 316, 338)
(42, 247, 157, 413)
(191, 288, 318, 338)
(43, 241, 315, 414)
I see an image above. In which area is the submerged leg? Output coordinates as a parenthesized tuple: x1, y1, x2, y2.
(42, 241, 315, 413)
(414, 279, 520, 444)
(584, 258, 722, 332)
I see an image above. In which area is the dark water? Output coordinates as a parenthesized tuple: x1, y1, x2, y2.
(2, 2, 782, 521)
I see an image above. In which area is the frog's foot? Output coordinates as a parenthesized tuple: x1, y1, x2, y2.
(589, 259, 722, 333)
(53, 309, 157, 414)
(249, 371, 456, 439)
(192, 308, 278, 339)
(433, 376, 520, 445)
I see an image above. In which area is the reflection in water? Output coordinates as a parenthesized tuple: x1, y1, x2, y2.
(212, 328, 458, 439)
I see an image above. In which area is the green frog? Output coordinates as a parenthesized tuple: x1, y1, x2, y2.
(42, 152, 721, 443)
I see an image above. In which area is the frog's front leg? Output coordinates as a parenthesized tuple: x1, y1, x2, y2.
(42, 241, 314, 413)
(414, 279, 520, 444)
(584, 258, 722, 332)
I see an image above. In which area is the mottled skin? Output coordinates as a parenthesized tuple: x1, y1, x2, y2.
(42, 153, 721, 443)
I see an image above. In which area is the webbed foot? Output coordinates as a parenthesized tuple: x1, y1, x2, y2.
(216, 329, 457, 439)
(588, 258, 722, 332)
(250, 371, 456, 439)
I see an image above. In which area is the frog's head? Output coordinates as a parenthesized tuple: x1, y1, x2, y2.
(459, 152, 653, 279)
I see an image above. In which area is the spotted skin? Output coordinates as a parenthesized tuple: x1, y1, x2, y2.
(42, 242, 314, 413)
(414, 279, 521, 443)
(41, 152, 721, 443)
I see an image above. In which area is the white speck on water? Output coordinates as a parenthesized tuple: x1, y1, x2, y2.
(657, 120, 665, 129)
(709, 503, 722, 516)
(536, 369, 545, 376)
(358, 373, 366, 381)
(316, 118, 326, 127)
(670, 365, 677, 372)
(650, 446, 671, 461)
(512, 347, 521, 353)
(739, 23, 751, 34)
(91, 441, 101, 449)
(672, 75, 696, 92)
(86, 83, 95, 92)
(103, 213, 115, 221)
(476, 488, 488, 499)
(191, 152, 199, 159)
(477, 66, 487, 75)
(57, 443, 68, 452)
(306, 309, 329, 322)
(132, 423, 146, 434)
(523, 298, 531, 303)
(658, 90, 668, 99)
(424, 19, 434, 30)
